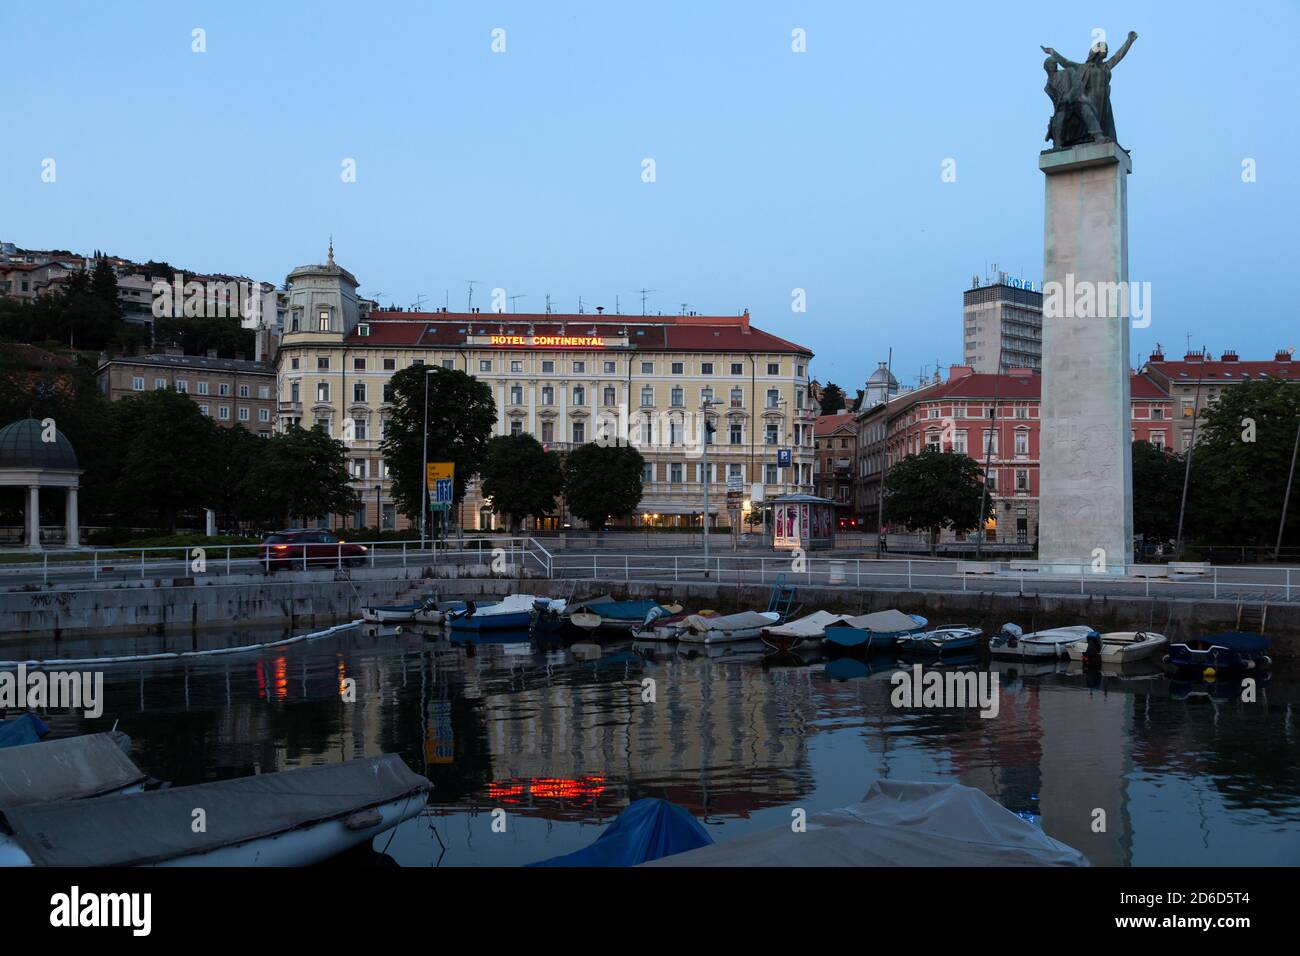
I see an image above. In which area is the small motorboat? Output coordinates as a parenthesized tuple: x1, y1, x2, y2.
(897, 625, 983, 656)
(412, 600, 469, 626)
(641, 780, 1088, 867)
(448, 594, 565, 631)
(989, 623, 1098, 660)
(823, 610, 928, 652)
(632, 608, 712, 642)
(0, 732, 150, 814)
(1165, 632, 1272, 672)
(360, 599, 431, 624)
(678, 611, 781, 645)
(1065, 630, 1167, 664)
(528, 798, 713, 867)
(0, 754, 429, 867)
(568, 598, 681, 633)
(761, 610, 856, 651)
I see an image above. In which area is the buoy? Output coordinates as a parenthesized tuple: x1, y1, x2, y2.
(1202, 666, 1216, 681)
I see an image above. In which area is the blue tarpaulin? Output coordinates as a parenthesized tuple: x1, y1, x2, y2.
(0, 713, 50, 749)
(528, 798, 713, 867)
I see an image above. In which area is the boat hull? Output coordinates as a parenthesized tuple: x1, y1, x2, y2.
(988, 626, 1097, 660)
(448, 610, 533, 631)
(1065, 632, 1167, 663)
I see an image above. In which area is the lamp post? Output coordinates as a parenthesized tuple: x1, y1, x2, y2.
(419, 368, 436, 550)
(374, 484, 382, 533)
(701, 399, 718, 576)
(1276, 415, 1300, 562)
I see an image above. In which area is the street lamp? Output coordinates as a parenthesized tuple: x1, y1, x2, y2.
(419, 367, 437, 550)
(374, 484, 382, 534)
(701, 399, 718, 576)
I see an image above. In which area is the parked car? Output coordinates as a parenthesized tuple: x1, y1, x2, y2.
(259, 529, 368, 571)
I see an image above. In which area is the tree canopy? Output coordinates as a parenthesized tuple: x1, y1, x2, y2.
(819, 382, 846, 415)
(563, 442, 645, 529)
(479, 433, 563, 530)
(1131, 440, 1184, 544)
(882, 448, 990, 555)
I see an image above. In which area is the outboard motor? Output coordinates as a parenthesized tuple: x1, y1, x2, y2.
(999, 623, 1023, 648)
(464, 599, 477, 619)
(1084, 629, 1103, 664)
(642, 606, 666, 630)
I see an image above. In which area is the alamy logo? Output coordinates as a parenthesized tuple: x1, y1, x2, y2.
(890, 664, 999, 718)
(1042, 273, 1151, 328)
(151, 272, 266, 322)
(0, 665, 104, 718)
(50, 886, 151, 936)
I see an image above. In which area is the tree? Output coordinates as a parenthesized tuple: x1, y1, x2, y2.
(563, 442, 645, 529)
(819, 382, 846, 415)
(882, 448, 990, 556)
(379, 365, 495, 521)
(1185, 379, 1300, 547)
(210, 424, 266, 529)
(242, 425, 359, 528)
(1131, 440, 1183, 544)
(110, 388, 222, 530)
(479, 434, 563, 531)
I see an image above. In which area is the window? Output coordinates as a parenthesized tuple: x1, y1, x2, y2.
(1014, 431, 1029, 456)
(671, 387, 683, 407)
(155, 378, 167, 390)
(316, 382, 329, 402)
(258, 385, 270, 399)
(383, 358, 396, 371)
(441, 359, 454, 370)
(985, 470, 998, 491)
(290, 382, 300, 403)
(131, 377, 144, 391)
(382, 382, 393, 403)
(603, 361, 617, 374)
(982, 430, 998, 455)
(766, 424, 779, 445)
(351, 458, 368, 478)
(796, 364, 805, 377)
(671, 362, 684, 375)
(953, 429, 968, 454)
(669, 421, 682, 445)
(641, 386, 654, 406)
(701, 362, 714, 375)
(510, 420, 523, 436)
(573, 386, 585, 406)
(479, 360, 492, 373)
(317, 357, 330, 370)
(349, 382, 364, 402)
(603, 386, 616, 406)
(541, 421, 554, 443)
(927, 407, 940, 418)
(642, 463, 655, 484)
(259, 408, 270, 423)
(1015, 469, 1029, 491)
(1014, 406, 1029, 419)
(1152, 407, 1164, 420)
(731, 363, 743, 375)
(641, 361, 654, 374)
(730, 388, 744, 408)
(640, 419, 653, 444)
(353, 358, 366, 371)
(219, 406, 231, 420)
(765, 464, 778, 484)
(572, 421, 585, 443)
(573, 361, 585, 373)
(729, 423, 743, 445)
(701, 387, 714, 404)
(291, 357, 300, 370)
(238, 407, 250, 422)
(318, 310, 330, 331)
(669, 463, 683, 484)
(198, 404, 209, 416)
(219, 382, 231, 397)
(353, 417, 367, 440)
(510, 385, 523, 405)
(542, 360, 555, 374)
(176, 380, 188, 393)
(236, 384, 248, 398)
(511, 360, 523, 373)
(767, 362, 779, 375)
(541, 385, 554, 405)
(766, 389, 780, 408)
(1151, 431, 1166, 450)
(197, 381, 209, 395)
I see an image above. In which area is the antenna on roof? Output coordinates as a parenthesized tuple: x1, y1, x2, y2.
(578, 296, 586, 314)
(635, 288, 655, 315)
(508, 294, 527, 314)
(615, 295, 621, 314)
(411, 294, 428, 312)
(544, 294, 553, 315)
(466, 280, 480, 313)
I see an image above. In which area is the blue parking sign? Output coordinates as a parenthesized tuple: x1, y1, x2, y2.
(435, 478, 453, 503)
(777, 448, 792, 468)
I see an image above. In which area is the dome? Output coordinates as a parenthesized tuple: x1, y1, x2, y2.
(867, 362, 899, 387)
(0, 418, 79, 470)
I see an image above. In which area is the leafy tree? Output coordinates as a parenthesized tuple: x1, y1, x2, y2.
(882, 448, 990, 556)
(479, 434, 563, 531)
(819, 382, 846, 415)
(210, 424, 266, 529)
(1131, 440, 1184, 544)
(153, 315, 255, 358)
(1185, 379, 1300, 547)
(241, 425, 359, 528)
(110, 388, 222, 530)
(90, 259, 123, 320)
(562, 442, 645, 529)
(380, 365, 495, 522)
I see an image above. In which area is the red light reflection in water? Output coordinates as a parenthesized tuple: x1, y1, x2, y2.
(488, 775, 606, 805)
(273, 656, 288, 700)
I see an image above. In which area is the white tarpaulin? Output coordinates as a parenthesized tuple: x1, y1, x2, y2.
(840, 609, 920, 633)
(644, 780, 1090, 867)
(682, 611, 777, 635)
(763, 611, 854, 639)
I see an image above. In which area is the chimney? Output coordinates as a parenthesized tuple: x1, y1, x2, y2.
(1184, 351, 1204, 362)
(1148, 348, 1164, 362)
(1276, 349, 1293, 362)
(1221, 349, 1239, 362)
(740, 309, 751, 333)
(948, 364, 974, 380)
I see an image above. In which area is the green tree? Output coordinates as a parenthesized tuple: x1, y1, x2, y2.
(479, 433, 563, 531)
(1131, 440, 1184, 544)
(1185, 378, 1300, 547)
(379, 365, 496, 522)
(110, 388, 222, 530)
(210, 424, 266, 529)
(242, 425, 359, 528)
(819, 382, 846, 415)
(563, 441, 645, 529)
(883, 448, 990, 556)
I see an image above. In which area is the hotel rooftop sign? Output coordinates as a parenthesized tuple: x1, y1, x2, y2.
(486, 334, 606, 349)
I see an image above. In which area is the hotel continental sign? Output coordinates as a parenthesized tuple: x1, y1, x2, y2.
(274, 252, 816, 530)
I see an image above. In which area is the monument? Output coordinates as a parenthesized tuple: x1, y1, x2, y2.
(1036, 32, 1137, 574)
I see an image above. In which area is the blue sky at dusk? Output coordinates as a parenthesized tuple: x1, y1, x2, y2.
(3, 1, 1296, 390)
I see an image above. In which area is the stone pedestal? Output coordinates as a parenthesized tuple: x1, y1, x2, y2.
(1037, 141, 1133, 574)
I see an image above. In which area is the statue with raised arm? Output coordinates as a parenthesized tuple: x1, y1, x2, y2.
(1041, 31, 1137, 149)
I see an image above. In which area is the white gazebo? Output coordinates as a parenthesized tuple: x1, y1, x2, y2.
(0, 418, 82, 550)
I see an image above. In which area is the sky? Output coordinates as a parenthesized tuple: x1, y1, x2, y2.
(3, 1, 1297, 391)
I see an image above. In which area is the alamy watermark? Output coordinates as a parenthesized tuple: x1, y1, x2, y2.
(0, 665, 104, 718)
(151, 272, 268, 323)
(890, 664, 999, 718)
(1042, 273, 1151, 328)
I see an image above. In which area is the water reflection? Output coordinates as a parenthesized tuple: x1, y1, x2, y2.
(2, 622, 1296, 866)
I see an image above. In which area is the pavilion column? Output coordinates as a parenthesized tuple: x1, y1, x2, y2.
(27, 485, 41, 550)
(65, 486, 79, 547)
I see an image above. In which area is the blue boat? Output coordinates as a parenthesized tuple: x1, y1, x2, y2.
(898, 625, 983, 656)
(1166, 632, 1271, 671)
(825, 610, 928, 652)
(447, 595, 564, 632)
(527, 798, 712, 867)
(568, 597, 678, 633)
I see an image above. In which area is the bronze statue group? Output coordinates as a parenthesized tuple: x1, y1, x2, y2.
(1042, 31, 1137, 150)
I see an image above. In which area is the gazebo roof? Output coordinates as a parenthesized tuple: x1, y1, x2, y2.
(0, 418, 79, 471)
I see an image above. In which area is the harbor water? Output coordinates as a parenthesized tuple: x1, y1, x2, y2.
(2, 621, 1297, 866)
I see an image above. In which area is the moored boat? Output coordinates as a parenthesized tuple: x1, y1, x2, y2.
(447, 594, 565, 631)
(1165, 632, 1271, 672)
(823, 610, 928, 652)
(761, 610, 856, 651)
(677, 611, 781, 645)
(1065, 630, 1167, 664)
(0, 754, 430, 867)
(567, 597, 681, 634)
(989, 624, 1097, 660)
(0, 732, 150, 817)
(412, 600, 469, 626)
(897, 625, 982, 656)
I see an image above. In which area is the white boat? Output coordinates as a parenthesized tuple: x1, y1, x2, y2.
(0, 754, 429, 867)
(0, 732, 150, 813)
(411, 600, 469, 625)
(760, 611, 855, 650)
(677, 611, 781, 645)
(989, 624, 1098, 660)
(642, 780, 1089, 867)
(1065, 630, 1168, 663)
(360, 602, 425, 624)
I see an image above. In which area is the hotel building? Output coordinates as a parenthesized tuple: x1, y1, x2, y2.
(962, 273, 1043, 374)
(273, 250, 816, 531)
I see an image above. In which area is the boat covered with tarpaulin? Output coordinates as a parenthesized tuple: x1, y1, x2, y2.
(527, 798, 713, 866)
(823, 610, 927, 651)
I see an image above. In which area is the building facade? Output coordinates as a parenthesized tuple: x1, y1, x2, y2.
(962, 274, 1043, 373)
(273, 252, 816, 531)
(813, 413, 857, 524)
(96, 350, 277, 435)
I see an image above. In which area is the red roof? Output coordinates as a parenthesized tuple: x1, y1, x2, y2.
(1129, 374, 1169, 399)
(815, 412, 856, 436)
(347, 312, 812, 354)
(1145, 355, 1296, 381)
